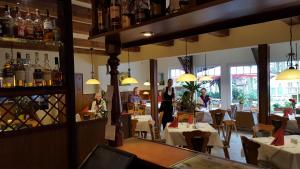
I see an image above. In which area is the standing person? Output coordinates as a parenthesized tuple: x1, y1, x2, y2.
(199, 88, 211, 109)
(91, 92, 107, 117)
(160, 79, 175, 129)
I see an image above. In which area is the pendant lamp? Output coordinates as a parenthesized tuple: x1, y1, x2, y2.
(143, 80, 150, 86)
(276, 18, 300, 80)
(121, 50, 138, 85)
(86, 48, 100, 85)
(199, 53, 213, 81)
(176, 40, 197, 82)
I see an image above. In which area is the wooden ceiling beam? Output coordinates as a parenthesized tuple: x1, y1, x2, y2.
(123, 47, 141, 52)
(281, 16, 300, 25)
(209, 29, 230, 37)
(156, 40, 174, 47)
(74, 48, 107, 55)
(73, 38, 105, 49)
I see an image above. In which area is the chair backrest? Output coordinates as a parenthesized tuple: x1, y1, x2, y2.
(252, 123, 274, 138)
(138, 105, 146, 115)
(127, 103, 135, 114)
(240, 136, 260, 165)
(223, 120, 235, 145)
(269, 114, 288, 132)
(195, 111, 204, 122)
(295, 117, 300, 129)
(230, 105, 237, 119)
(210, 109, 226, 126)
(177, 112, 191, 122)
(148, 121, 155, 141)
(130, 119, 138, 137)
(158, 111, 164, 131)
(183, 130, 210, 153)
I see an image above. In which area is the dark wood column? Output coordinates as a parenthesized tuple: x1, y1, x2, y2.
(150, 59, 158, 123)
(106, 34, 123, 147)
(258, 44, 270, 124)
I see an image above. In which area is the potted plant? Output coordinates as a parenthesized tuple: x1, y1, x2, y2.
(237, 94, 245, 110)
(273, 103, 283, 111)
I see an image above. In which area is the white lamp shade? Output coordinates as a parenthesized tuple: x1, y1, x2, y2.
(176, 73, 197, 82)
(199, 75, 213, 81)
(276, 68, 300, 80)
(86, 78, 100, 85)
(144, 81, 150, 86)
(121, 77, 139, 85)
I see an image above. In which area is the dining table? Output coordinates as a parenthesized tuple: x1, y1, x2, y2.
(272, 112, 300, 134)
(132, 115, 153, 133)
(250, 135, 300, 169)
(163, 122, 223, 148)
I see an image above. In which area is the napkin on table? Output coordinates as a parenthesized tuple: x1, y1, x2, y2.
(168, 117, 179, 128)
(271, 127, 285, 146)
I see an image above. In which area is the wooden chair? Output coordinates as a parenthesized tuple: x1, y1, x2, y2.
(222, 120, 235, 159)
(210, 109, 226, 137)
(195, 111, 204, 122)
(252, 124, 274, 138)
(148, 120, 165, 142)
(230, 105, 237, 120)
(158, 111, 164, 131)
(269, 114, 288, 132)
(183, 130, 210, 153)
(138, 104, 146, 115)
(127, 102, 135, 114)
(295, 117, 300, 129)
(130, 119, 138, 137)
(241, 136, 260, 165)
(177, 112, 191, 122)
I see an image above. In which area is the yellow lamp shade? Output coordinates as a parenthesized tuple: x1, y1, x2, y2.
(199, 75, 213, 81)
(86, 78, 100, 85)
(143, 91, 150, 95)
(176, 73, 197, 82)
(144, 81, 150, 86)
(121, 77, 138, 85)
(276, 67, 300, 80)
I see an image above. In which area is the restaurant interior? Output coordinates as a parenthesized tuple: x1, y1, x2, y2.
(1, 0, 300, 169)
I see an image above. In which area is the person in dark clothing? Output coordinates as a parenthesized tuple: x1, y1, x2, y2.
(199, 88, 211, 108)
(160, 79, 175, 129)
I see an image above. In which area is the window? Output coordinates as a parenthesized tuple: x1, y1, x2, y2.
(231, 65, 258, 110)
(169, 68, 185, 85)
(270, 61, 300, 112)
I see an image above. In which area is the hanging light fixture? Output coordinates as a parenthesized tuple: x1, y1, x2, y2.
(143, 80, 150, 86)
(86, 48, 100, 85)
(199, 53, 213, 81)
(276, 18, 300, 80)
(176, 40, 197, 82)
(121, 49, 138, 85)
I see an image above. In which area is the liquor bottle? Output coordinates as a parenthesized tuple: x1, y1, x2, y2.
(3, 53, 14, 88)
(33, 52, 44, 86)
(97, 1, 105, 33)
(3, 5, 15, 37)
(33, 9, 44, 40)
(151, 0, 165, 18)
(103, 0, 111, 32)
(121, 0, 132, 28)
(15, 52, 25, 87)
(110, 0, 121, 30)
(135, 0, 150, 24)
(24, 9, 34, 39)
(179, 0, 189, 10)
(43, 9, 54, 41)
(0, 6, 5, 37)
(24, 53, 34, 87)
(43, 53, 52, 86)
(52, 57, 62, 86)
(53, 19, 61, 41)
(14, 7, 25, 38)
(169, 0, 180, 14)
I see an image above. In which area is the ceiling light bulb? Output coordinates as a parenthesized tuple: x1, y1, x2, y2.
(142, 31, 154, 37)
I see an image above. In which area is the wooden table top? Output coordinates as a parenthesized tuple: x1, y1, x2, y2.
(118, 138, 196, 168)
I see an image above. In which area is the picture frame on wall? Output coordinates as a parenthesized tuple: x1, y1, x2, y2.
(159, 73, 165, 85)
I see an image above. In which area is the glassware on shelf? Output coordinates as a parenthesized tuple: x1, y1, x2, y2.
(52, 57, 62, 86)
(3, 53, 14, 88)
(110, 0, 121, 30)
(135, 0, 150, 24)
(25, 53, 34, 87)
(169, 0, 180, 14)
(150, 0, 162, 18)
(97, 1, 105, 33)
(3, 5, 15, 38)
(43, 9, 54, 41)
(179, 0, 189, 10)
(103, 0, 111, 32)
(24, 9, 34, 40)
(121, 0, 133, 28)
(43, 53, 52, 86)
(14, 7, 25, 38)
(33, 9, 44, 40)
(15, 52, 25, 87)
(33, 52, 44, 86)
(53, 19, 61, 41)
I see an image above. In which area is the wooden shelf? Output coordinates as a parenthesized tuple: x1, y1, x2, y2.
(0, 37, 62, 51)
(0, 86, 65, 97)
(90, 0, 300, 48)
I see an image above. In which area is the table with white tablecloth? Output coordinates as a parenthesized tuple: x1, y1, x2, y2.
(164, 122, 223, 148)
(132, 115, 153, 133)
(194, 108, 231, 124)
(250, 135, 300, 169)
(272, 112, 300, 134)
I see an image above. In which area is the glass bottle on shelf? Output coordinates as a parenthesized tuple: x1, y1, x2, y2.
(3, 5, 15, 38)
(43, 9, 54, 41)
(97, 1, 105, 33)
(14, 7, 25, 38)
(0, 5, 5, 37)
(33, 9, 44, 40)
(110, 0, 121, 30)
(135, 0, 150, 24)
(52, 57, 62, 86)
(53, 19, 61, 41)
(179, 0, 189, 10)
(33, 52, 44, 86)
(121, 0, 132, 28)
(169, 0, 180, 14)
(15, 52, 25, 87)
(25, 53, 34, 87)
(3, 53, 14, 88)
(43, 53, 52, 86)
(24, 9, 34, 40)
(150, 0, 162, 18)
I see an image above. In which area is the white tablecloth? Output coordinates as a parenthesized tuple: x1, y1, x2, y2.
(250, 135, 300, 169)
(164, 122, 223, 148)
(195, 108, 231, 124)
(132, 115, 153, 133)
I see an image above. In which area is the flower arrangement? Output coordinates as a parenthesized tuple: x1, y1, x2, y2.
(289, 98, 296, 109)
